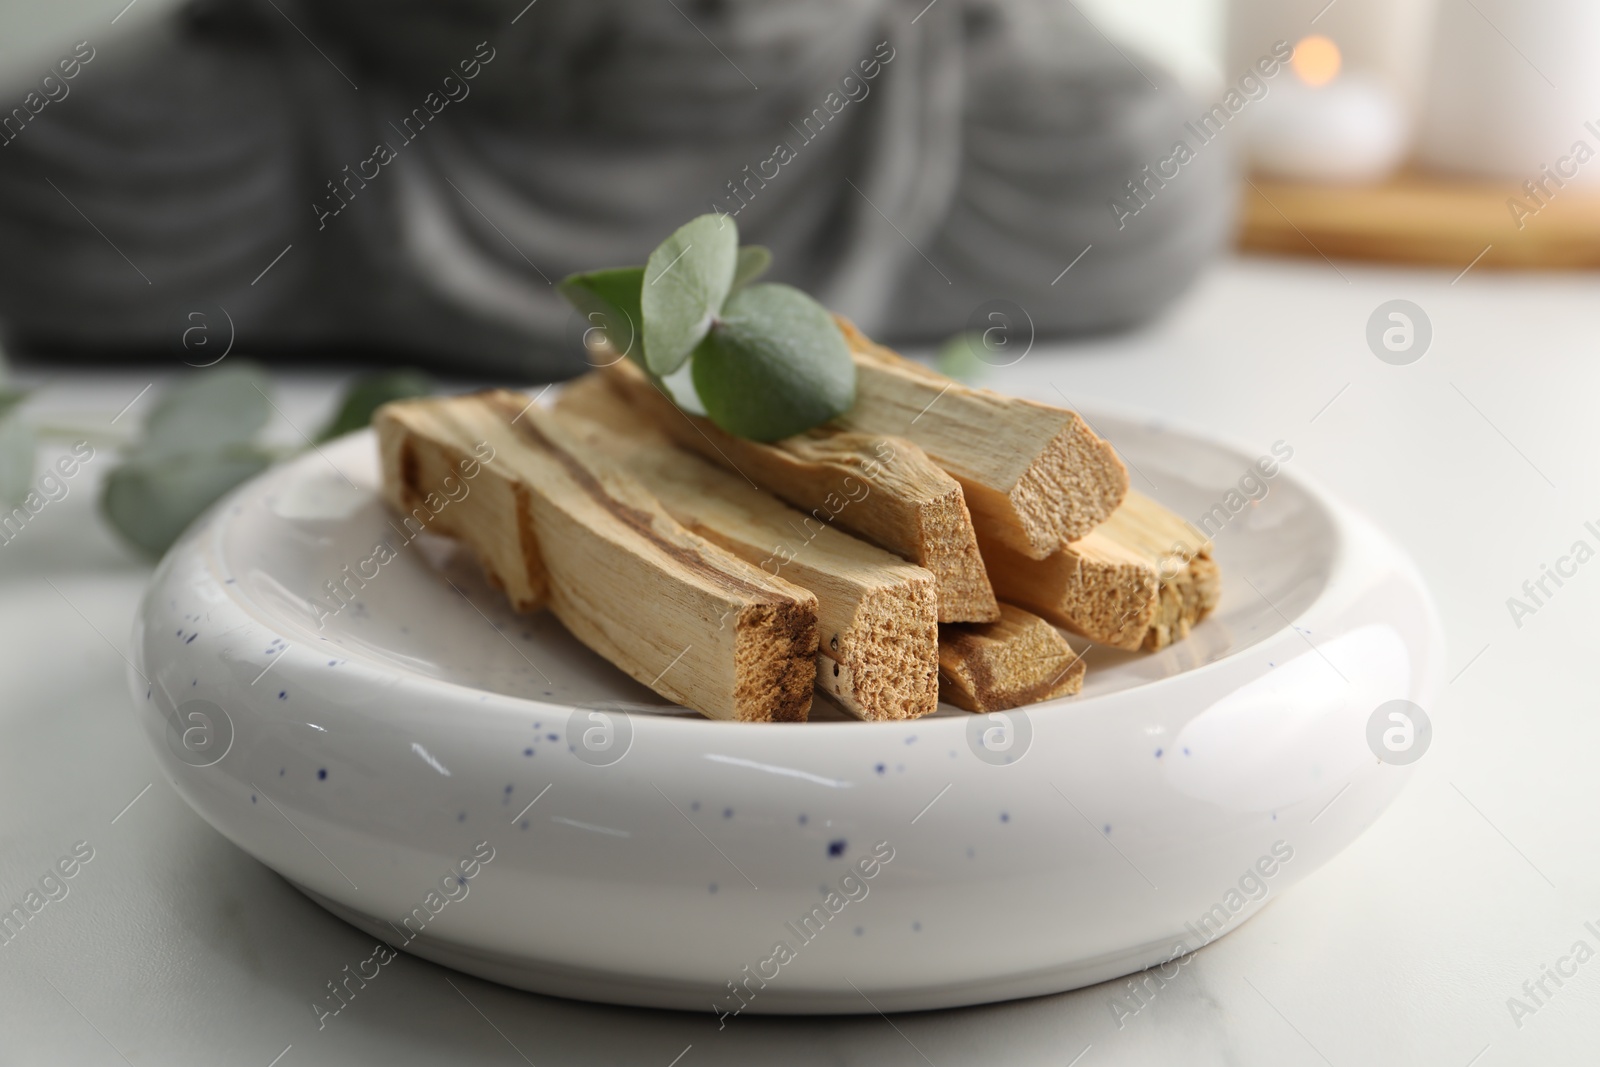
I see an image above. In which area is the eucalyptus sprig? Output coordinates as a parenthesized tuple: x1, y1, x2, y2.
(101, 364, 280, 556)
(100, 366, 433, 557)
(934, 331, 990, 383)
(559, 214, 856, 442)
(0, 362, 431, 558)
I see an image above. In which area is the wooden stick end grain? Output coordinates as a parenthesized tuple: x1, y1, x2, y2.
(819, 576, 940, 721)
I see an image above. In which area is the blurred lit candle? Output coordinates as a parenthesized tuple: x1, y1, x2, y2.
(1246, 35, 1408, 183)
(1228, 0, 1437, 183)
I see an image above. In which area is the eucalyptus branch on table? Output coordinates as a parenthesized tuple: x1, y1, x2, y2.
(0, 364, 430, 557)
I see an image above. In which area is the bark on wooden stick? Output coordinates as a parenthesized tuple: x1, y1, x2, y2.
(375, 392, 819, 722)
(835, 318, 1128, 558)
(597, 362, 998, 624)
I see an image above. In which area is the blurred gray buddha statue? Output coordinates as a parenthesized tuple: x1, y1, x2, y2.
(0, 0, 1233, 376)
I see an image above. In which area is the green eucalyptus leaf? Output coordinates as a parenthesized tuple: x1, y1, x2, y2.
(934, 332, 988, 383)
(731, 245, 772, 292)
(101, 446, 274, 558)
(558, 266, 645, 364)
(317, 370, 434, 442)
(0, 386, 28, 422)
(641, 214, 738, 376)
(690, 283, 855, 442)
(144, 363, 272, 459)
(0, 411, 35, 506)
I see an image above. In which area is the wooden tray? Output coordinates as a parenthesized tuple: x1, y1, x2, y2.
(1238, 171, 1600, 270)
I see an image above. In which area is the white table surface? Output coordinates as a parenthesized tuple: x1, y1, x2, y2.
(2, 255, 1595, 1066)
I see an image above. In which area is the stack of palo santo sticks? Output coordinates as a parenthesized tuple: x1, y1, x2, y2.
(374, 319, 1219, 723)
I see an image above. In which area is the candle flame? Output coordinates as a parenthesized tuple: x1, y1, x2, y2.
(1291, 35, 1341, 88)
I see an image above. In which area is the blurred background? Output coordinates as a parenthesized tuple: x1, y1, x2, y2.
(6, 3, 1600, 1065)
(0, 0, 1234, 376)
(2, 0, 1592, 384)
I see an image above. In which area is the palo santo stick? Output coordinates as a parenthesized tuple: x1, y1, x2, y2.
(598, 362, 999, 625)
(376, 410, 547, 612)
(375, 392, 819, 722)
(938, 604, 1086, 712)
(835, 318, 1128, 558)
(978, 490, 1220, 652)
(553, 383, 939, 721)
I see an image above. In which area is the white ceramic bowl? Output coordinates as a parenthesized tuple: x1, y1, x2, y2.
(129, 409, 1443, 1014)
